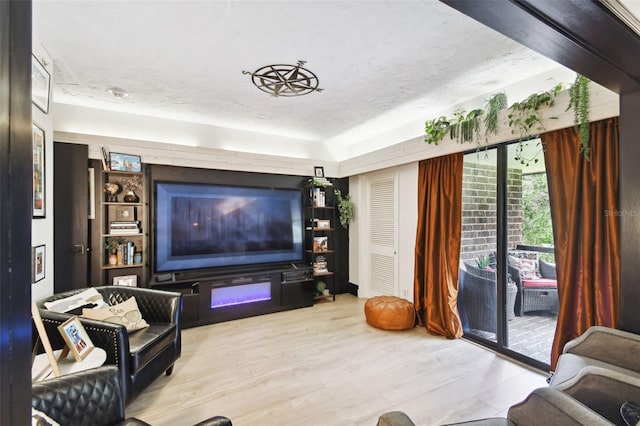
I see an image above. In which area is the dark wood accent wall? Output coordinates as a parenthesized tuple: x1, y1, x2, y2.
(0, 0, 33, 424)
(147, 164, 349, 287)
(441, 0, 640, 331)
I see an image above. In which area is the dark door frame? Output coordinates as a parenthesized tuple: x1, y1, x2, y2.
(0, 0, 34, 424)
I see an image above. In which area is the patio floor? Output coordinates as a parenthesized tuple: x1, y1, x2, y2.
(468, 310, 558, 366)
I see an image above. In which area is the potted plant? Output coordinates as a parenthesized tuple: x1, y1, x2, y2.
(122, 175, 142, 203)
(104, 236, 124, 265)
(335, 190, 355, 228)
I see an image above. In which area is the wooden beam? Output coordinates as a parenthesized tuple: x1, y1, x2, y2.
(441, 0, 640, 94)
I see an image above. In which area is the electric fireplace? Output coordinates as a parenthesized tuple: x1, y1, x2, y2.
(210, 281, 271, 309)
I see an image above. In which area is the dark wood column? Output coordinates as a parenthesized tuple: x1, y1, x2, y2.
(441, 0, 640, 331)
(0, 0, 34, 424)
(619, 91, 640, 333)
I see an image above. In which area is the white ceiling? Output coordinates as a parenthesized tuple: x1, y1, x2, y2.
(33, 0, 577, 161)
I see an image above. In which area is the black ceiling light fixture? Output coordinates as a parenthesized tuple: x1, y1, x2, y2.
(243, 60, 323, 97)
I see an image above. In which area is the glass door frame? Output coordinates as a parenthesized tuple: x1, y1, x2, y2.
(461, 142, 551, 373)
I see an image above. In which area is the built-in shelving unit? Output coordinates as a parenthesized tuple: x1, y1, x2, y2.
(99, 169, 148, 287)
(305, 178, 337, 301)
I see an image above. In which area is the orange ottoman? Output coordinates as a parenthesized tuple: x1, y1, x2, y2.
(364, 296, 416, 330)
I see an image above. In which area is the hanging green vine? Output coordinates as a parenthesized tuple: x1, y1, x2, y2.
(484, 92, 508, 137)
(424, 93, 507, 147)
(421, 81, 595, 165)
(449, 109, 484, 144)
(508, 83, 562, 166)
(567, 74, 591, 160)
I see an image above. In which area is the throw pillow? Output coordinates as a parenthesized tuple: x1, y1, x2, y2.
(32, 408, 60, 426)
(82, 296, 149, 332)
(44, 288, 108, 313)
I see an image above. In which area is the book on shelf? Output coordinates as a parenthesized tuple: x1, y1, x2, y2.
(110, 220, 140, 228)
(116, 241, 137, 265)
(110, 228, 141, 235)
(314, 255, 328, 273)
(312, 188, 325, 207)
(100, 146, 110, 171)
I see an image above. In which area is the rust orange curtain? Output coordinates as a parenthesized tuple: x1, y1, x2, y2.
(414, 153, 464, 339)
(542, 118, 620, 370)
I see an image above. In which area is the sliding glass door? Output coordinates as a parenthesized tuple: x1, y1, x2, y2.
(458, 140, 558, 369)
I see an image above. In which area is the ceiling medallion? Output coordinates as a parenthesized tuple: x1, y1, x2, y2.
(243, 60, 323, 97)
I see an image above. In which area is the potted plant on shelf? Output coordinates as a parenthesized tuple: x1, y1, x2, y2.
(104, 236, 125, 265)
(122, 175, 142, 203)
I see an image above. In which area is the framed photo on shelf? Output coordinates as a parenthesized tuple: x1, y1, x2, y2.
(32, 244, 46, 283)
(114, 205, 136, 221)
(32, 55, 51, 114)
(109, 152, 142, 173)
(313, 236, 328, 252)
(113, 275, 137, 287)
(317, 219, 331, 229)
(314, 166, 324, 178)
(33, 123, 45, 218)
(57, 316, 94, 361)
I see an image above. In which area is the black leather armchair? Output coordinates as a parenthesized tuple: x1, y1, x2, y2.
(32, 366, 233, 426)
(36, 286, 182, 402)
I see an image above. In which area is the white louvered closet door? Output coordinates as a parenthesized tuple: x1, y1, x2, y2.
(367, 172, 398, 296)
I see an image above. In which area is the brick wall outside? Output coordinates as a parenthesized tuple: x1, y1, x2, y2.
(460, 161, 522, 262)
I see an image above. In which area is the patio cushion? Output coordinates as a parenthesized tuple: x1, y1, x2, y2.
(539, 259, 557, 279)
(522, 278, 557, 288)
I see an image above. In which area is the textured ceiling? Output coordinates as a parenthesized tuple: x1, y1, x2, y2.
(33, 0, 569, 159)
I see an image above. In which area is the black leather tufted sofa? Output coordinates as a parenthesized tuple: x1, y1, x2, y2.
(32, 366, 232, 426)
(36, 286, 182, 403)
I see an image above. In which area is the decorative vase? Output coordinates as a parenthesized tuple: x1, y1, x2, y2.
(134, 252, 142, 264)
(108, 252, 118, 265)
(123, 191, 140, 203)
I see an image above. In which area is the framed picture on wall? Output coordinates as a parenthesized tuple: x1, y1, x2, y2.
(314, 166, 324, 178)
(32, 244, 46, 283)
(31, 55, 51, 114)
(33, 123, 45, 218)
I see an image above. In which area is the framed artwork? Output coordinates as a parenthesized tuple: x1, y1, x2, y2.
(314, 166, 324, 178)
(113, 275, 137, 287)
(32, 55, 51, 114)
(32, 245, 46, 283)
(57, 316, 94, 361)
(109, 152, 142, 172)
(33, 123, 45, 218)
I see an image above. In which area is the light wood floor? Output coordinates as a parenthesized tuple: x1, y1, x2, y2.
(127, 294, 548, 426)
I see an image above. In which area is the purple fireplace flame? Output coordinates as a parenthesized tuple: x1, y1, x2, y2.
(210, 281, 271, 309)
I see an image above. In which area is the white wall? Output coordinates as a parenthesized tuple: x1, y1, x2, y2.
(32, 39, 55, 302)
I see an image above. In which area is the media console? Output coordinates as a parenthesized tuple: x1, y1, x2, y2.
(150, 264, 314, 328)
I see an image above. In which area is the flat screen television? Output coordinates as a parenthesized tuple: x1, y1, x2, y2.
(154, 181, 304, 273)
